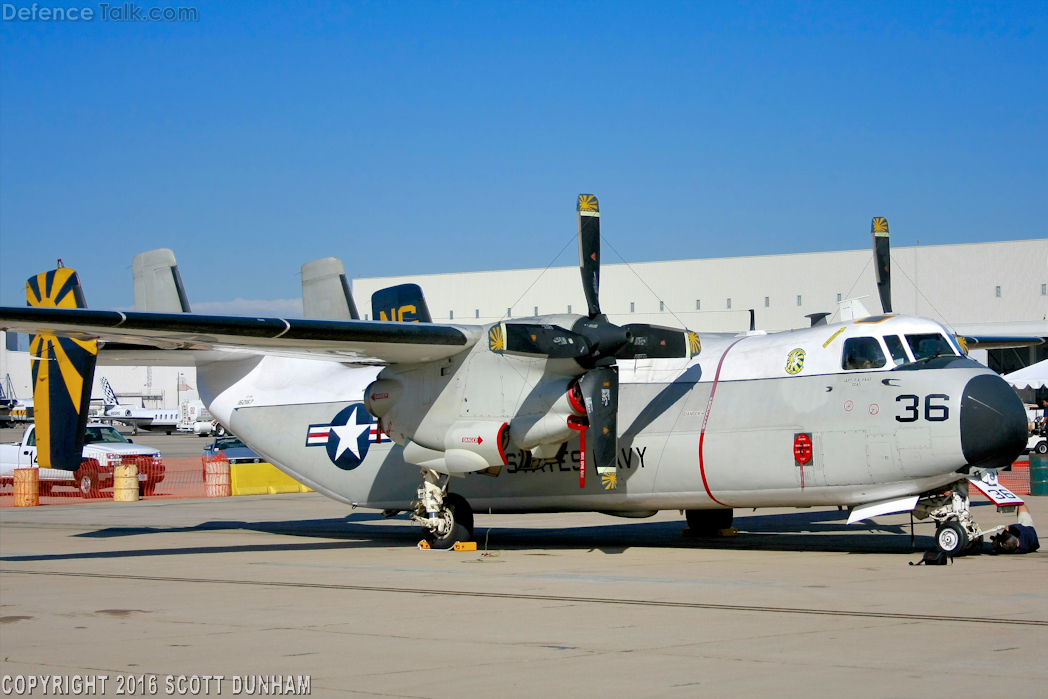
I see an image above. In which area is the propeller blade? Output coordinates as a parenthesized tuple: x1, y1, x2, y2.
(872, 217, 892, 314)
(579, 365, 618, 490)
(617, 325, 701, 360)
(495, 323, 591, 359)
(577, 194, 601, 317)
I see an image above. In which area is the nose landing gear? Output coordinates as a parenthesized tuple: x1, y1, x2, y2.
(411, 468, 474, 549)
(914, 480, 990, 556)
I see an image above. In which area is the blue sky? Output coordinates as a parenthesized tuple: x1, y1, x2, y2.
(1, 1, 1045, 314)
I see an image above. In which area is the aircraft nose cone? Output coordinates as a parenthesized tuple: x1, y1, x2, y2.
(960, 374, 1027, 469)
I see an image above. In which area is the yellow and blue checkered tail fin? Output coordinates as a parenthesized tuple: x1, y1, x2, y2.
(26, 267, 98, 471)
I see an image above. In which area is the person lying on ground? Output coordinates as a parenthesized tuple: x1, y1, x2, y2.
(992, 504, 1040, 554)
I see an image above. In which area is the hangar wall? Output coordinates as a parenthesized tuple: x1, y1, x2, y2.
(354, 240, 1048, 334)
(0, 334, 197, 410)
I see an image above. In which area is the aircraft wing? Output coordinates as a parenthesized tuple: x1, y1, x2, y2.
(959, 336, 1044, 351)
(952, 322, 1047, 351)
(0, 307, 481, 365)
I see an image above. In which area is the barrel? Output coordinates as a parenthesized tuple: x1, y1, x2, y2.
(13, 469, 39, 507)
(1030, 454, 1048, 496)
(204, 457, 231, 497)
(113, 463, 139, 502)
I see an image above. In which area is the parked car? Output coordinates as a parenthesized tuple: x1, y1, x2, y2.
(1, 423, 165, 497)
(202, 436, 262, 478)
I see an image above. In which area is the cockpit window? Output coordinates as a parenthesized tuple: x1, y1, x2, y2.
(842, 337, 887, 370)
(906, 333, 957, 361)
(884, 335, 909, 366)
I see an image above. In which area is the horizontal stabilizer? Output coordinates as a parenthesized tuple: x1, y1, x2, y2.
(0, 306, 479, 366)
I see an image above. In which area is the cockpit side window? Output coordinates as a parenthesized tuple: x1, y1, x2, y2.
(842, 337, 887, 370)
(905, 333, 957, 361)
(884, 335, 909, 366)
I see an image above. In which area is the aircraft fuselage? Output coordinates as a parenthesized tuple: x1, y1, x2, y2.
(202, 314, 1024, 514)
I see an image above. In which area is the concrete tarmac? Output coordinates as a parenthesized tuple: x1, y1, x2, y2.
(1, 495, 1046, 698)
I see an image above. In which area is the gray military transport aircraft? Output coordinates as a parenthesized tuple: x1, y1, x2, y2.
(1, 196, 1036, 555)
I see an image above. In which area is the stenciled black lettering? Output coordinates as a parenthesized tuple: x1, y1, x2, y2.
(636, 446, 647, 467)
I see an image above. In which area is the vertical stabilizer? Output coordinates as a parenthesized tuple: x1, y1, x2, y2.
(372, 284, 432, 323)
(301, 257, 359, 320)
(100, 377, 119, 407)
(26, 267, 97, 471)
(133, 249, 191, 313)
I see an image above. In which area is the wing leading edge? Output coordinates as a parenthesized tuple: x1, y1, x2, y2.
(0, 307, 481, 365)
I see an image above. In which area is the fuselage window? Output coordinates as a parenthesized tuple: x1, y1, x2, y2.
(842, 337, 887, 370)
(884, 335, 910, 365)
(906, 333, 957, 361)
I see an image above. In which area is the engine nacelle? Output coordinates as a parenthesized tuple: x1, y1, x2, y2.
(363, 379, 402, 418)
(509, 380, 586, 452)
(444, 420, 509, 473)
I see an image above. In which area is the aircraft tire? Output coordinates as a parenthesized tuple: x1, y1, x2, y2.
(685, 508, 733, 536)
(935, 520, 968, 556)
(964, 535, 984, 555)
(425, 494, 473, 549)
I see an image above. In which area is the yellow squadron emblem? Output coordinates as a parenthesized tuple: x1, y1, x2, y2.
(488, 325, 505, 352)
(785, 348, 805, 375)
(577, 194, 599, 212)
(687, 331, 701, 357)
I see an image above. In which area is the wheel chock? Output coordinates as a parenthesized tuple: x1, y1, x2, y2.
(453, 541, 478, 552)
(417, 540, 432, 549)
(718, 527, 738, 537)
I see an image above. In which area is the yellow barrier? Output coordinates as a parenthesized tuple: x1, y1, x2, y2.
(113, 464, 139, 502)
(230, 462, 313, 496)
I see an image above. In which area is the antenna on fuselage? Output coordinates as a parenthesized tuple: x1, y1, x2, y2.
(806, 312, 831, 327)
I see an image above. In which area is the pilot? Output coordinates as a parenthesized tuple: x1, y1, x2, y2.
(992, 504, 1040, 554)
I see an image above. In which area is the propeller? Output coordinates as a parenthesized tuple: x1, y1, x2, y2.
(872, 217, 891, 313)
(490, 194, 702, 489)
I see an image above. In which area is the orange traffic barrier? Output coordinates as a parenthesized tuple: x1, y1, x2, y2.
(204, 455, 231, 497)
(13, 469, 39, 507)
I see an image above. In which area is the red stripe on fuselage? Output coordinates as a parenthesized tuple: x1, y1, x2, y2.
(698, 339, 744, 507)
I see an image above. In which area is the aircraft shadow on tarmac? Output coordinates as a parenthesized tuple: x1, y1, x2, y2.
(0, 506, 991, 563)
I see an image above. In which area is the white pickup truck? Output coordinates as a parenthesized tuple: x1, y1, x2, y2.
(0, 423, 165, 497)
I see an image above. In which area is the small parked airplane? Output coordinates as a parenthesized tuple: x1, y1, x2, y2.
(2, 198, 1038, 557)
(96, 376, 180, 435)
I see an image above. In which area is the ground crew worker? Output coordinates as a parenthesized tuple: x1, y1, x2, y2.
(992, 504, 1040, 554)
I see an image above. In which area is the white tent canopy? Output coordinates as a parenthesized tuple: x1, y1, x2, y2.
(1004, 359, 1048, 390)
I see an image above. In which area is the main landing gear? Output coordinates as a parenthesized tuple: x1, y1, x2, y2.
(913, 480, 986, 556)
(411, 469, 474, 549)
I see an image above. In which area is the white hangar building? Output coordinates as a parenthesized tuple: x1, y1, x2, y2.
(355, 239, 1048, 375)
